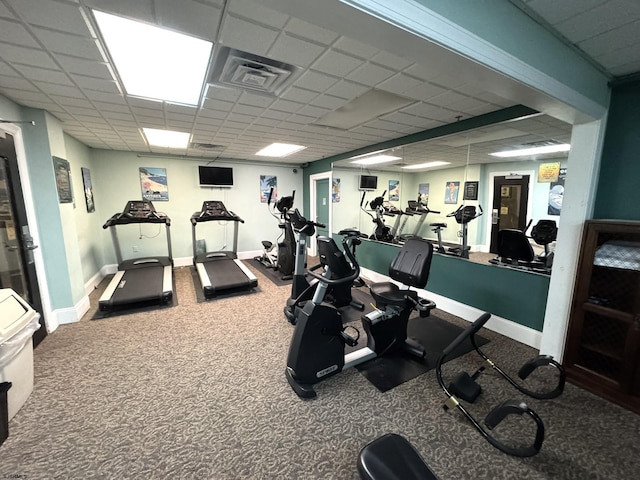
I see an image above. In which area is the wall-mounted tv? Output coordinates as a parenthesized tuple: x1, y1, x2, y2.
(198, 166, 234, 188)
(359, 174, 378, 191)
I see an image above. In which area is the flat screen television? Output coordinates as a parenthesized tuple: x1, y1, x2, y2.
(198, 166, 233, 187)
(359, 174, 378, 191)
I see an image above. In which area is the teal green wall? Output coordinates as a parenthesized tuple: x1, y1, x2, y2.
(593, 80, 640, 220)
(342, 236, 549, 330)
(20, 108, 75, 309)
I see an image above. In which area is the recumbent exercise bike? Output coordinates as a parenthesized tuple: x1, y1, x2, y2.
(285, 233, 436, 398)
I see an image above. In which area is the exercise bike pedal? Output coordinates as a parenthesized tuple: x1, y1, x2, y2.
(448, 371, 482, 403)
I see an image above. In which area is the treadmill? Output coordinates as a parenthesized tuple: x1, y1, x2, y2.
(191, 201, 257, 298)
(99, 200, 173, 312)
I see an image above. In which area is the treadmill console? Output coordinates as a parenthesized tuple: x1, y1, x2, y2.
(192, 201, 242, 223)
(125, 200, 157, 218)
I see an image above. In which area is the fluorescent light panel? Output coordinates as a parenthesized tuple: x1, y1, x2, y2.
(351, 154, 402, 165)
(255, 143, 307, 157)
(94, 10, 213, 105)
(490, 143, 570, 158)
(402, 161, 451, 169)
(143, 128, 190, 148)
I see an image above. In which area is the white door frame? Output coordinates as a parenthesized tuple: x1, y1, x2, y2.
(308, 171, 332, 257)
(0, 121, 56, 332)
(484, 169, 536, 252)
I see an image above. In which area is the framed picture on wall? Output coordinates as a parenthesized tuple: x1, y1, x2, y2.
(463, 181, 478, 200)
(81, 167, 95, 213)
(389, 180, 400, 201)
(140, 167, 169, 201)
(332, 178, 340, 202)
(444, 181, 459, 204)
(53, 156, 73, 204)
(418, 183, 429, 205)
(260, 175, 277, 203)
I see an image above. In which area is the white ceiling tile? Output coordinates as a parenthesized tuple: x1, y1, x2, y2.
(202, 98, 235, 111)
(379, 111, 421, 127)
(231, 104, 265, 116)
(226, 0, 289, 29)
(297, 104, 330, 118)
(205, 85, 242, 103)
(279, 86, 318, 104)
(219, 15, 279, 56)
(309, 94, 346, 110)
(84, 91, 126, 104)
(526, 0, 609, 25)
(7, 0, 90, 35)
(370, 51, 412, 71)
(324, 80, 369, 99)
(310, 49, 363, 78)
(345, 62, 395, 87)
(594, 42, 640, 67)
(52, 96, 94, 109)
(31, 28, 102, 60)
(555, 0, 640, 42)
(269, 98, 304, 113)
(0, 18, 39, 47)
(237, 91, 275, 108)
(2, 89, 51, 105)
(55, 55, 111, 78)
(71, 75, 120, 93)
(103, 110, 135, 121)
(34, 82, 85, 98)
(577, 19, 640, 57)
(260, 109, 289, 120)
(376, 73, 424, 96)
(225, 112, 255, 124)
(13, 65, 72, 85)
(154, 0, 222, 42)
(295, 70, 339, 93)
(1, 44, 58, 69)
(333, 36, 378, 59)
(0, 60, 19, 77)
(198, 108, 228, 120)
(609, 59, 640, 76)
(284, 17, 339, 45)
(0, 2, 15, 18)
(267, 33, 326, 68)
(0, 75, 38, 91)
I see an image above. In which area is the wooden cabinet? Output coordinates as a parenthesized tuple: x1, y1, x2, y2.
(565, 220, 640, 413)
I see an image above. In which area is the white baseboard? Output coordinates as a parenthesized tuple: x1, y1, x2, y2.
(359, 267, 542, 349)
(173, 257, 193, 268)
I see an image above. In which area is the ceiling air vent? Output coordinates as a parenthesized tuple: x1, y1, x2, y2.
(190, 142, 226, 152)
(208, 47, 300, 96)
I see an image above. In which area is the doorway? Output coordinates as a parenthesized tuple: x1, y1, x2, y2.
(489, 174, 530, 253)
(309, 172, 331, 256)
(0, 129, 47, 346)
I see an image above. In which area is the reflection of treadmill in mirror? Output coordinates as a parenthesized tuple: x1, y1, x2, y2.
(99, 200, 173, 312)
(191, 201, 258, 298)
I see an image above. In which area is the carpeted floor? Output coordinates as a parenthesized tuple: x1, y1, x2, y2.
(1, 263, 639, 479)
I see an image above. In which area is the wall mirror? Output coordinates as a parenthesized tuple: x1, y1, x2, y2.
(330, 113, 572, 267)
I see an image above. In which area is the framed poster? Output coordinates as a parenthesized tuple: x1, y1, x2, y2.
(260, 175, 277, 203)
(332, 178, 340, 203)
(389, 180, 400, 201)
(81, 167, 95, 213)
(444, 181, 459, 204)
(463, 181, 478, 200)
(53, 156, 73, 204)
(140, 167, 169, 201)
(548, 168, 566, 215)
(418, 183, 429, 205)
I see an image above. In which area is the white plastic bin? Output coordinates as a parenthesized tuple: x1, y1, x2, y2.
(0, 288, 40, 421)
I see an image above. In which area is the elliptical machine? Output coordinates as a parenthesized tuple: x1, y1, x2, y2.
(254, 188, 296, 280)
(360, 191, 394, 243)
(283, 212, 366, 324)
(285, 235, 436, 399)
(445, 204, 483, 259)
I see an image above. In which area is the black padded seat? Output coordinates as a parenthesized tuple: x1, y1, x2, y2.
(370, 283, 417, 307)
(358, 433, 439, 480)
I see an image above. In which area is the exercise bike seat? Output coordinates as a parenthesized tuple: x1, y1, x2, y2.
(358, 433, 439, 480)
(430, 222, 447, 229)
(370, 282, 418, 307)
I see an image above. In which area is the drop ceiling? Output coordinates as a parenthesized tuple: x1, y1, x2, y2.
(0, 0, 637, 166)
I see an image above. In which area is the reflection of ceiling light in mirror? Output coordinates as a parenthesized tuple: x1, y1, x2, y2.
(350, 149, 388, 160)
(142, 128, 190, 148)
(402, 161, 451, 169)
(351, 155, 402, 165)
(255, 143, 307, 157)
(489, 144, 570, 157)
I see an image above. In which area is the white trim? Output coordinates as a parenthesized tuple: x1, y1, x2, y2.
(55, 292, 90, 325)
(359, 266, 542, 348)
(309, 171, 332, 257)
(173, 256, 193, 268)
(0, 122, 57, 333)
(484, 169, 536, 249)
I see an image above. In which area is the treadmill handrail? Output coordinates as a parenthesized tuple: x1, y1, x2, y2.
(103, 211, 170, 228)
(190, 210, 244, 224)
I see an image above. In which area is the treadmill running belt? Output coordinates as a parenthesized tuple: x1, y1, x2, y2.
(110, 266, 169, 305)
(201, 259, 256, 296)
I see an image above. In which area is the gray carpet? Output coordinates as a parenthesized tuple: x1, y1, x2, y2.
(2, 265, 640, 479)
